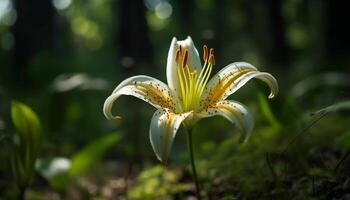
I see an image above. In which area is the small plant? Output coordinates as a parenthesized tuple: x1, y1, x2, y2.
(9, 101, 43, 199)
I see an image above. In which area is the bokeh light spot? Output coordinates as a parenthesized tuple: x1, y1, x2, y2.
(0, 0, 16, 26)
(52, 0, 72, 10)
(144, 0, 161, 10)
(155, 2, 172, 19)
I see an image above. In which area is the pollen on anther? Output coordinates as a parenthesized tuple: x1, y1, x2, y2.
(203, 45, 208, 61)
(182, 50, 188, 68)
(175, 49, 180, 62)
(209, 54, 215, 65)
(209, 48, 214, 57)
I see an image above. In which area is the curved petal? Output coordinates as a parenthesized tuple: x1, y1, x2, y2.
(103, 75, 180, 123)
(197, 100, 254, 143)
(167, 36, 202, 93)
(198, 62, 278, 110)
(177, 36, 202, 70)
(150, 109, 192, 163)
(166, 37, 178, 91)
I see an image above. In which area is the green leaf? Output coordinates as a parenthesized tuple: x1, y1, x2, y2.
(312, 100, 350, 116)
(291, 72, 350, 98)
(69, 132, 120, 176)
(310, 101, 350, 152)
(11, 101, 41, 143)
(11, 101, 42, 164)
(256, 81, 300, 127)
(10, 100, 42, 188)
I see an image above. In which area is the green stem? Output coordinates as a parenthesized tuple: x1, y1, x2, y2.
(187, 127, 201, 199)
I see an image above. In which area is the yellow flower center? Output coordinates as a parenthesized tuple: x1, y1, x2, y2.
(176, 45, 215, 111)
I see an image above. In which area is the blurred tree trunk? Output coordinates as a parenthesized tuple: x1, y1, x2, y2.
(212, 0, 224, 66)
(178, 0, 194, 34)
(117, 0, 153, 71)
(325, 0, 349, 68)
(266, 0, 289, 66)
(115, 0, 153, 166)
(11, 0, 54, 88)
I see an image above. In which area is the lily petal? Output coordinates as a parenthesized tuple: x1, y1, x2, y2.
(177, 36, 202, 71)
(197, 100, 254, 142)
(149, 109, 192, 163)
(198, 62, 278, 109)
(167, 36, 202, 93)
(103, 75, 180, 123)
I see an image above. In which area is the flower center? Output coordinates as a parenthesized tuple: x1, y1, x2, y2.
(176, 45, 215, 111)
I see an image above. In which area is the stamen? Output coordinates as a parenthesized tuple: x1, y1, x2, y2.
(176, 44, 217, 111)
(182, 50, 188, 68)
(175, 49, 180, 62)
(209, 54, 215, 65)
(203, 45, 208, 61)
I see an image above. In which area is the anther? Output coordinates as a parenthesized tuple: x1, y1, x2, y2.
(179, 45, 182, 54)
(209, 48, 214, 57)
(203, 45, 208, 61)
(182, 50, 188, 68)
(175, 49, 180, 62)
(209, 54, 215, 65)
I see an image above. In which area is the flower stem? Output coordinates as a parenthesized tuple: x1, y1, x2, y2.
(187, 127, 201, 199)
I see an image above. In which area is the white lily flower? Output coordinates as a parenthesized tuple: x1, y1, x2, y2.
(103, 36, 278, 163)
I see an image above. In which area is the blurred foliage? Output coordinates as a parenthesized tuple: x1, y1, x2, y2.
(127, 165, 187, 200)
(69, 131, 120, 176)
(193, 101, 350, 199)
(312, 100, 350, 116)
(256, 80, 300, 127)
(36, 132, 121, 192)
